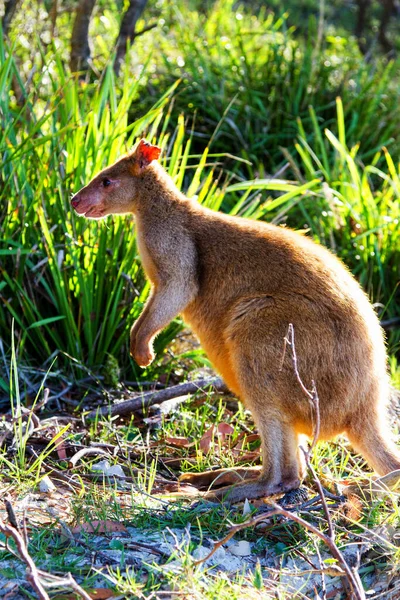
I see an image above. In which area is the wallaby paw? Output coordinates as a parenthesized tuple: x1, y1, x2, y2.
(131, 340, 155, 367)
(134, 349, 155, 367)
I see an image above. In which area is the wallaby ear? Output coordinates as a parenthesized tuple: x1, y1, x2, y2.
(132, 139, 162, 171)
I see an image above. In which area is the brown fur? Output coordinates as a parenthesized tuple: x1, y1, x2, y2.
(71, 139, 400, 502)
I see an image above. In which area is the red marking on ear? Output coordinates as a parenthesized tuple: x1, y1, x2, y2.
(136, 139, 161, 169)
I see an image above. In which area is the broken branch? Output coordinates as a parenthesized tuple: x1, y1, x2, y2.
(87, 376, 227, 418)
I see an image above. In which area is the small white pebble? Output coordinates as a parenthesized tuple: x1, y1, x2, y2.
(242, 498, 252, 516)
(106, 464, 125, 477)
(39, 475, 56, 493)
(229, 540, 252, 556)
(92, 459, 111, 472)
(92, 460, 125, 478)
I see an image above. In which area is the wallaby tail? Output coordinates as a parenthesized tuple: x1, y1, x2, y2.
(347, 411, 400, 476)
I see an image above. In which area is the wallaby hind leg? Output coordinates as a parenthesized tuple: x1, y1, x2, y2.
(200, 308, 305, 503)
(347, 410, 400, 476)
(202, 413, 301, 503)
(180, 412, 302, 499)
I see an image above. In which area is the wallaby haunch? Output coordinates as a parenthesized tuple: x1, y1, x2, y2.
(71, 139, 400, 502)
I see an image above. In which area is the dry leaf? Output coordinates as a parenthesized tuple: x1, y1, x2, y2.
(163, 482, 200, 495)
(232, 432, 260, 451)
(242, 498, 252, 516)
(199, 423, 234, 452)
(52, 588, 118, 600)
(71, 520, 127, 534)
(164, 436, 192, 448)
(88, 589, 119, 599)
(199, 426, 214, 452)
(216, 423, 234, 437)
(232, 450, 261, 464)
(55, 436, 68, 461)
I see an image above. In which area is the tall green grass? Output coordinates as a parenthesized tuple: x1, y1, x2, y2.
(7, 0, 399, 177)
(147, 0, 400, 174)
(286, 98, 400, 349)
(1, 45, 169, 375)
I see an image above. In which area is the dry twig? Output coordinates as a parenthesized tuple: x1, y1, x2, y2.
(87, 376, 227, 418)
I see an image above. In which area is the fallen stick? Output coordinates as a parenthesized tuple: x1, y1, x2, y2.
(87, 376, 227, 418)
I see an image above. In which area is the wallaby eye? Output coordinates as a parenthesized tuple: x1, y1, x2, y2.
(102, 178, 111, 187)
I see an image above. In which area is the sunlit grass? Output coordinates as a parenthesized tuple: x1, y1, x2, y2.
(285, 98, 400, 350)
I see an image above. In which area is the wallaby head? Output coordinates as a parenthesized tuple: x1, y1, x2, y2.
(71, 139, 161, 218)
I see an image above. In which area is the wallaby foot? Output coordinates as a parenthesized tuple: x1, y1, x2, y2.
(201, 476, 301, 504)
(179, 467, 260, 490)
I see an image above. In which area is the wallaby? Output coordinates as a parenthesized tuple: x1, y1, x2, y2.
(71, 139, 400, 503)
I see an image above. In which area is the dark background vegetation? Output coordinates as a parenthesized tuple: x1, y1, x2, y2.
(1, 0, 400, 390)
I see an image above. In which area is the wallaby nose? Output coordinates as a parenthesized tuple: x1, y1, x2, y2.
(71, 195, 80, 208)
